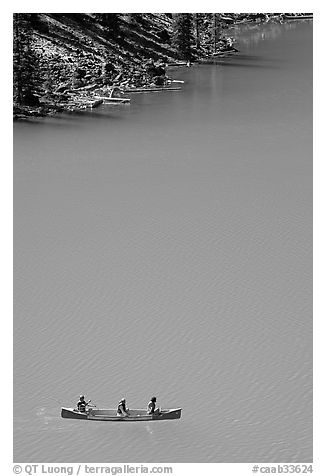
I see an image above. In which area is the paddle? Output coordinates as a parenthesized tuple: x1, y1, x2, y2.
(86, 400, 97, 408)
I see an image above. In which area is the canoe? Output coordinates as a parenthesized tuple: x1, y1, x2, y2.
(61, 407, 182, 421)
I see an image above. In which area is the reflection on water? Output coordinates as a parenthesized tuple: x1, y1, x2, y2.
(229, 18, 312, 46)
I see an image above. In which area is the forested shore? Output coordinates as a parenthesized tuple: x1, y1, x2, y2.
(13, 13, 288, 119)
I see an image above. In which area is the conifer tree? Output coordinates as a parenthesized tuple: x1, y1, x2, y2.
(194, 13, 204, 50)
(101, 14, 121, 34)
(212, 13, 221, 54)
(13, 13, 40, 106)
(127, 13, 142, 25)
(171, 13, 194, 60)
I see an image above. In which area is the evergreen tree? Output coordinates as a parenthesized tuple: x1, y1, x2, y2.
(127, 13, 142, 25)
(201, 13, 222, 55)
(194, 13, 204, 50)
(157, 28, 171, 44)
(13, 13, 40, 106)
(100, 14, 121, 35)
(171, 13, 194, 60)
(212, 13, 221, 53)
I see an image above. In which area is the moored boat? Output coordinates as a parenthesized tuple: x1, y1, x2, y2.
(61, 407, 182, 421)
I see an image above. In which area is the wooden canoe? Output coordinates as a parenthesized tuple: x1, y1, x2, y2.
(61, 407, 182, 421)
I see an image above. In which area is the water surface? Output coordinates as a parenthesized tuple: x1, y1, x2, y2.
(14, 20, 312, 462)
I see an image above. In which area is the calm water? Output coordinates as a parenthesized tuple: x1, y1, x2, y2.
(13, 20, 312, 462)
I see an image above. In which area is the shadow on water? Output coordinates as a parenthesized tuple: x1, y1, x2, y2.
(64, 108, 129, 120)
(202, 60, 279, 69)
(232, 54, 286, 62)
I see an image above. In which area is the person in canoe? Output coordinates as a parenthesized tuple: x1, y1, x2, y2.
(147, 396, 160, 415)
(117, 398, 129, 417)
(77, 395, 91, 413)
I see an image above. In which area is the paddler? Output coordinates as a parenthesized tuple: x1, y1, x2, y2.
(117, 398, 129, 417)
(147, 396, 159, 415)
(77, 395, 91, 413)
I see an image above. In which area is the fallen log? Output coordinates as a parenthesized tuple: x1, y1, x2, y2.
(166, 61, 190, 67)
(123, 86, 181, 93)
(94, 96, 130, 103)
(88, 98, 103, 108)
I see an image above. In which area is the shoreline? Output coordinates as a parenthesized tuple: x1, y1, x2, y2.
(13, 15, 286, 121)
(13, 47, 238, 121)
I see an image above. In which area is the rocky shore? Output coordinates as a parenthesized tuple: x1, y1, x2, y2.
(13, 13, 284, 120)
(13, 61, 173, 119)
(13, 59, 187, 120)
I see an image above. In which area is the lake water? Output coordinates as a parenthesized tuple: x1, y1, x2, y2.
(13, 20, 313, 463)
